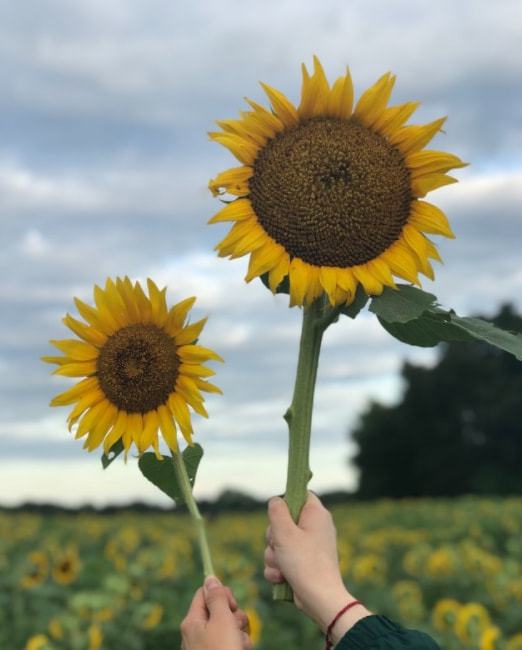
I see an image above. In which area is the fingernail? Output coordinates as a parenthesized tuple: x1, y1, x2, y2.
(204, 576, 221, 591)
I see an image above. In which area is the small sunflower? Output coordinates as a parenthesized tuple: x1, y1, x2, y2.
(43, 277, 222, 457)
(209, 56, 466, 306)
(20, 551, 49, 589)
(52, 546, 80, 585)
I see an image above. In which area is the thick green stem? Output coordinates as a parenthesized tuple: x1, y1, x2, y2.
(171, 450, 215, 577)
(273, 298, 334, 601)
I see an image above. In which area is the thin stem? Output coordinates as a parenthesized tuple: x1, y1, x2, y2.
(273, 297, 332, 601)
(171, 449, 215, 577)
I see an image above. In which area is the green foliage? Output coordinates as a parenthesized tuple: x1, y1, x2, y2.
(101, 439, 125, 469)
(371, 285, 522, 359)
(352, 304, 522, 498)
(138, 445, 203, 506)
(4, 498, 522, 649)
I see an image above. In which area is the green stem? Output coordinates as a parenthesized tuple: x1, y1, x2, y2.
(273, 297, 337, 601)
(171, 450, 215, 577)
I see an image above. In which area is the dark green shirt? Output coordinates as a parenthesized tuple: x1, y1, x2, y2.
(337, 615, 441, 649)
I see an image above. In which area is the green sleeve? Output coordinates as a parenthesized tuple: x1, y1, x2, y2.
(335, 615, 441, 649)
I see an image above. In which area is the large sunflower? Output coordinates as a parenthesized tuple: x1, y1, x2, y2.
(208, 56, 466, 306)
(43, 278, 222, 458)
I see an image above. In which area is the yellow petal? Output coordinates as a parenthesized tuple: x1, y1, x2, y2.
(164, 296, 196, 336)
(353, 265, 384, 295)
(407, 150, 468, 175)
(288, 258, 311, 307)
(373, 101, 420, 137)
(132, 282, 153, 322)
(177, 345, 224, 363)
(259, 82, 299, 128)
(147, 278, 168, 325)
(319, 267, 338, 305)
(103, 410, 128, 454)
(50, 339, 99, 361)
(175, 317, 208, 346)
(217, 221, 267, 258)
(336, 268, 357, 296)
(268, 252, 290, 292)
(193, 378, 222, 394)
(381, 242, 420, 285)
(326, 68, 354, 118)
(215, 217, 262, 251)
(73, 298, 114, 336)
(209, 132, 258, 165)
(411, 174, 458, 198)
(84, 404, 118, 451)
(75, 402, 110, 440)
(244, 98, 285, 135)
(116, 277, 141, 323)
(104, 278, 130, 322)
(303, 266, 323, 305)
(215, 117, 266, 147)
(402, 224, 429, 258)
(93, 284, 122, 330)
(390, 117, 447, 156)
(63, 314, 107, 347)
(409, 200, 455, 238)
(208, 198, 255, 224)
(66, 388, 105, 431)
(179, 362, 215, 378)
(168, 393, 193, 441)
(157, 405, 178, 452)
(354, 73, 395, 127)
(52, 360, 97, 377)
(244, 240, 284, 282)
(366, 258, 396, 288)
(208, 167, 253, 197)
(298, 56, 330, 119)
(50, 377, 100, 406)
(140, 410, 160, 453)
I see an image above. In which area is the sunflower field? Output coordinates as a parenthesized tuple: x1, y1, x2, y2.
(4, 496, 522, 650)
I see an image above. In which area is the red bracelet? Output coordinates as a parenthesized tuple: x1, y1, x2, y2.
(325, 600, 362, 650)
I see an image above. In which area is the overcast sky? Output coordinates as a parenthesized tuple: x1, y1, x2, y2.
(1, 0, 521, 506)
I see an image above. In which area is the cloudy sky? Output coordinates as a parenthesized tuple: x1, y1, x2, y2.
(1, 0, 521, 506)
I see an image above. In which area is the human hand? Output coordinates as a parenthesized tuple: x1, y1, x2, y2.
(264, 493, 371, 643)
(181, 576, 252, 650)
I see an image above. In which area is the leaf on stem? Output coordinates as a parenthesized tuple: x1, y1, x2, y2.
(138, 444, 204, 505)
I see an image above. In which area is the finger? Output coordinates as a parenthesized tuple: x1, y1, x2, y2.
(183, 587, 208, 623)
(264, 565, 284, 583)
(203, 576, 234, 619)
(234, 609, 249, 630)
(225, 586, 238, 611)
(298, 491, 332, 532)
(265, 524, 274, 547)
(267, 497, 296, 544)
(264, 545, 279, 570)
(242, 631, 253, 650)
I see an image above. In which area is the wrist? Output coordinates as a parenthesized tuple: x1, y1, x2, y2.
(320, 590, 372, 646)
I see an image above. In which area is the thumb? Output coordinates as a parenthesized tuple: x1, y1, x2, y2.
(203, 576, 233, 619)
(268, 497, 297, 544)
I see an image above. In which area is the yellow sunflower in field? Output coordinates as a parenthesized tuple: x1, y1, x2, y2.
(43, 278, 222, 457)
(209, 56, 466, 306)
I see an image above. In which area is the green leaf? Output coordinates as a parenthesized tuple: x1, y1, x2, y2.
(377, 309, 473, 347)
(182, 444, 204, 487)
(339, 285, 369, 319)
(259, 271, 290, 295)
(377, 303, 522, 360)
(101, 439, 125, 469)
(138, 444, 204, 505)
(450, 315, 522, 359)
(370, 285, 437, 323)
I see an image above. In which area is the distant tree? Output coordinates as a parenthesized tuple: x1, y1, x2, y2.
(352, 304, 522, 498)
